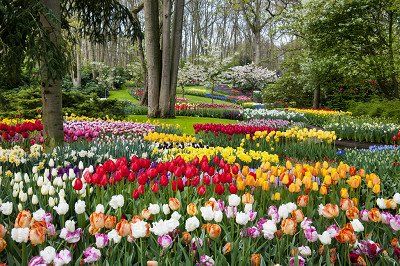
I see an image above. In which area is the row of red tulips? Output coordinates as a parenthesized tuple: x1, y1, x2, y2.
(193, 123, 276, 136)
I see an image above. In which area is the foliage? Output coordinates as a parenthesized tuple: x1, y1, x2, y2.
(348, 98, 400, 123)
(0, 86, 133, 119)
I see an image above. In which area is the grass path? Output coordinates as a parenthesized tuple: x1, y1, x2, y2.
(108, 89, 139, 104)
(109, 88, 232, 105)
(128, 115, 236, 135)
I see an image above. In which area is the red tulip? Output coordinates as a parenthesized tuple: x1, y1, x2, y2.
(197, 185, 206, 196)
(132, 189, 140, 199)
(137, 174, 148, 185)
(203, 174, 211, 185)
(160, 175, 169, 187)
(151, 182, 159, 193)
(229, 183, 237, 194)
(73, 178, 83, 190)
(177, 178, 184, 191)
(171, 180, 177, 191)
(138, 184, 145, 194)
(231, 165, 239, 175)
(215, 183, 225, 195)
(127, 172, 136, 182)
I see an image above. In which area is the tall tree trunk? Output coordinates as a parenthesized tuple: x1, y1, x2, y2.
(169, 0, 185, 116)
(313, 87, 321, 109)
(159, 0, 172, 117)
(254, 30, 261, 65)
(388, 11, 399, 98)
(138, 35, 149, 106)
(40, 0, 64, 148)
(144, 0, 162, 117)
(72, 40, 81, 87)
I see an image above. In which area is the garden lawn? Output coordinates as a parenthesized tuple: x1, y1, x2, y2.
(109, 89, 139, 104)
(128, 115, 236, 135)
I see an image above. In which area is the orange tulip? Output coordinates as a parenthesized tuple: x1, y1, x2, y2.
(104, 215, 117, 229)
(368, 208, 381, 222)
(0, 238, 6, 253)
(242, 193, 254, 204)
(340, 198, 354, 211)
(291, 209, 305, 223)
(14, 210, 32, 228)
(187, 203, 198, 216)
(297, 195, 309, 207)
(89, 212, 105, 230)
(346, 206, 359, 220)
(281, 218, 297, 235)
(168, 198, 181, 211)
(182, 232, 192, 245)
(0, 225, 6, 238)
(29, 222, 46, 246)
(141, 209, 152, 220)
(207, 224, 221, 239)
(320, 204, 339, 219)
(223, 242, 232, 255)
(116, 219, 131, 237)
(251, 253, 261, 266)
(335, 224, 356, 244)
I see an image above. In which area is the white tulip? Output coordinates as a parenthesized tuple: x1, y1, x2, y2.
(32, 195, 39, 205)
(48, 197, 55, 208)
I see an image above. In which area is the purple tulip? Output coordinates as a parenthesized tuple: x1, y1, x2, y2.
(83, 247, 101, 264)
(157, 235, 173, 249)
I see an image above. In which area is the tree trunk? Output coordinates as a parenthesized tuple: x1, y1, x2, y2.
(254, 30, 261, 65)
(168, 0, 185, 116)
(313, 87, 321, 109)
(40, 0, 64, 148)
(138, 34, 149, 106)
(144, 0, 162, 117)
(72, 41, 82, 88)
(388, 11, 399, 98)
(159, 0, 172, 117)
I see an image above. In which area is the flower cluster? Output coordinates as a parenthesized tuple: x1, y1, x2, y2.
(246, 127, 336, 144)
(194, 123, 276, 136)
(159, 146, 279, 165)
(240, 109, 306, 122)
(0, 120, 43, 144)
(64, 120, 155, 142)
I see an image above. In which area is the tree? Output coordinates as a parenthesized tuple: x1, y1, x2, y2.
(0, 0, 141, 147)
(231, 0, 298, 65)
(144, 0, 185, 118)
(303, 0, 400, 100)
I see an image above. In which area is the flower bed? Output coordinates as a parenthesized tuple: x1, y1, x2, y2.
(323, 117, 400, 144)
(240, 109, 306, 122)
(240, 127, 337, 161)
(1, 149, 398, 264)
(238, 119, 301, 130)
(194, 123, 277, 148)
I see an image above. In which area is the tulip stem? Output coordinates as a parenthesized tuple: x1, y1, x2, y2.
(22, 243, 27, 265)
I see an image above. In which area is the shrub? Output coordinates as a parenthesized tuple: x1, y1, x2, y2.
(348, 98, 400, 123)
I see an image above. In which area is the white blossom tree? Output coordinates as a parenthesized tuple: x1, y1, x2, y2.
(226, 64, 276, 92)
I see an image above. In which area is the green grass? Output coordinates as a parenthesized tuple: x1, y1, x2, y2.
(109, 89, 139, 104)
(110, 87, 232, 105)
(128, 115, 236, 135)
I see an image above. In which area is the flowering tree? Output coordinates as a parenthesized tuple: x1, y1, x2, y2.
(178, 63, 207, 98)
(197, 49, 235, 103)
(227, 64, 276, 92)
